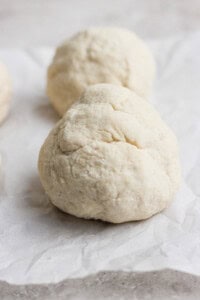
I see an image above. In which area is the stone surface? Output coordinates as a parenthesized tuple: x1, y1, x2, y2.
(1, 270, 200, 300)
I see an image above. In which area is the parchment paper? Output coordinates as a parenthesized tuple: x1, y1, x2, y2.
(0, 33, 200, 284)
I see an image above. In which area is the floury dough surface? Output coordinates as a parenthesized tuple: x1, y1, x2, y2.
(39, 84, 181, 223)
(47, 27, 155, 116)
(0, 62, 11, 124)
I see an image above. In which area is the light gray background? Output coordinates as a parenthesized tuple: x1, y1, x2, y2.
(0, 0, 200, 299)
(0, 0, 200, 46)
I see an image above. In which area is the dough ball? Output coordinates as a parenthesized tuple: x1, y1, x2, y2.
(0, 62, 11, 124)
(47, 27, 155, 116)
(38, 84, 180, 223)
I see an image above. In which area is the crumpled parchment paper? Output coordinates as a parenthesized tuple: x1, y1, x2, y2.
(0, 33, 200, 284)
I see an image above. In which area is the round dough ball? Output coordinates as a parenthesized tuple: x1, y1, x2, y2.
(47, 27, 155, 116)
(0, 62, 11, 124)
(38, 84, 181, 223)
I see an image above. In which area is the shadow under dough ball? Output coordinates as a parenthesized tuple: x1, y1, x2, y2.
(47, 27, 155, 116)
(0, 62, 12, 124)
(38, 84, 181, 224)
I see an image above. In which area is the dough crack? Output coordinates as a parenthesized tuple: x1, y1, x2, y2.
(124, 135, 140, 149)
(109, 103, 134, 117)
(102, 132, 140, 149)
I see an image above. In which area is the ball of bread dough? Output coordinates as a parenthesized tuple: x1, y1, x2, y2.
(0, 62, 11, 124)
(38, 84, 180, 223)
(47, 27, 155, 116)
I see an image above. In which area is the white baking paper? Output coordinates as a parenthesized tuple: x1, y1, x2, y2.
(0, 33, 200, 284)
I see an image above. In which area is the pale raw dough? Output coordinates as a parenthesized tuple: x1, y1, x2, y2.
(47, 27, 155, 116)
(38, 84, 181, 223)
(0, 62, 11, 124)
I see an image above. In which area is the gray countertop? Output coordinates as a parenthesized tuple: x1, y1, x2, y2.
(1, 270, 200, 300)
